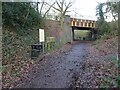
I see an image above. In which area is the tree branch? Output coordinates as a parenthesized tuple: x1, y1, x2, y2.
(40, 1, 45, 15)
(43, 2, 56, 18)
(22, 3, 30, 27)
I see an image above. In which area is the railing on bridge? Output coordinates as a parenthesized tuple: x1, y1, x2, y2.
(70, 18, 96, 28)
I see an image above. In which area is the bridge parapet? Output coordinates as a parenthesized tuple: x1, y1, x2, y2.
(70, 18, 96, 28)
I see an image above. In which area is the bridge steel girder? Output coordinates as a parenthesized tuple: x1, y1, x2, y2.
(72, 26, 96, 30)
(70, 18, 96, 28)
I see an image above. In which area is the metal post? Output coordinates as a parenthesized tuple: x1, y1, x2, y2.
(39, 42, 44, 53)
(42, 42, 44, 53)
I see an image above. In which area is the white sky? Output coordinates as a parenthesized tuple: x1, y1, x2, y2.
(67, 0, 108, 20)
(34, 0, 113, 21)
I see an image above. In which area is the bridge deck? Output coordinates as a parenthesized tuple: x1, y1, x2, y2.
(70, 18, 96, 28)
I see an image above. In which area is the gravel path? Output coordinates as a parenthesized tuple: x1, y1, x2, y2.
(14, 42, 89, 88)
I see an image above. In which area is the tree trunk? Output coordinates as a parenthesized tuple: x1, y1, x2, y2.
(60, 13, 64, 31)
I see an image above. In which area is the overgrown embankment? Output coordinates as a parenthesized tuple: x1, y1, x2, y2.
(72, 36, 119, 88)
(2, 27, 39, 87)
(2, 2, 44, 88)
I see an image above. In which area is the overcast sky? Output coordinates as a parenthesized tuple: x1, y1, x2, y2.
(67, 0, 108, 20)
(33, 0, 110, 20)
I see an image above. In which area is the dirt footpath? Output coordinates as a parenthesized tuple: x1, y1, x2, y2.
(13, 42, 89, 88)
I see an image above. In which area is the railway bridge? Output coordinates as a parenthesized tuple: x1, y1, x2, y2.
(70, 18, 97, 40)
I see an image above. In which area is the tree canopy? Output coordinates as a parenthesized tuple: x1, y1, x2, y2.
(2, 2, 44, 31)
(96, 1, 118, 38)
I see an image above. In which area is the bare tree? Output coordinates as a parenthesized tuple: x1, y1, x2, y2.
(39, 0, 44, 15)
(47, 0, 74, 29)
(35, 0, 56, 18)
(43, 2, 56, 18)
(105, 2, 118, 21)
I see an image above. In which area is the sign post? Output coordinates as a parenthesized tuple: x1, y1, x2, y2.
(39, 29, 45, 53)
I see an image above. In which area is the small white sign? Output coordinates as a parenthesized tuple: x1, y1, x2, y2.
(39, 29, 45, 42)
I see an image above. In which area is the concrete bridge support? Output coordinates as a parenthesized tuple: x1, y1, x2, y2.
(63, 15, 73, 43)
(90, 29, 97, 40)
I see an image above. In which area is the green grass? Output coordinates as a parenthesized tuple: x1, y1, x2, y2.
(74, 30, 90, 40)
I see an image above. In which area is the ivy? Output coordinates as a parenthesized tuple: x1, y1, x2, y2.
(2, 2, 44, 32)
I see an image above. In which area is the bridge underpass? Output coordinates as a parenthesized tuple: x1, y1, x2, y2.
(72, 26, 97, 41)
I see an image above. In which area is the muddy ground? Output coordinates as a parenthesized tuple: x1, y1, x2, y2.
(6, 37, 118, 88)
(11, 41, 90, 88)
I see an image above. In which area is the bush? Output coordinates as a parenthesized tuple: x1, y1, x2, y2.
(2, 3, 44, 85)
(96, 19, 118, 39)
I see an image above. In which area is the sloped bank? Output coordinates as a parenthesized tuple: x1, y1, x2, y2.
(71, 36, 118, 88)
